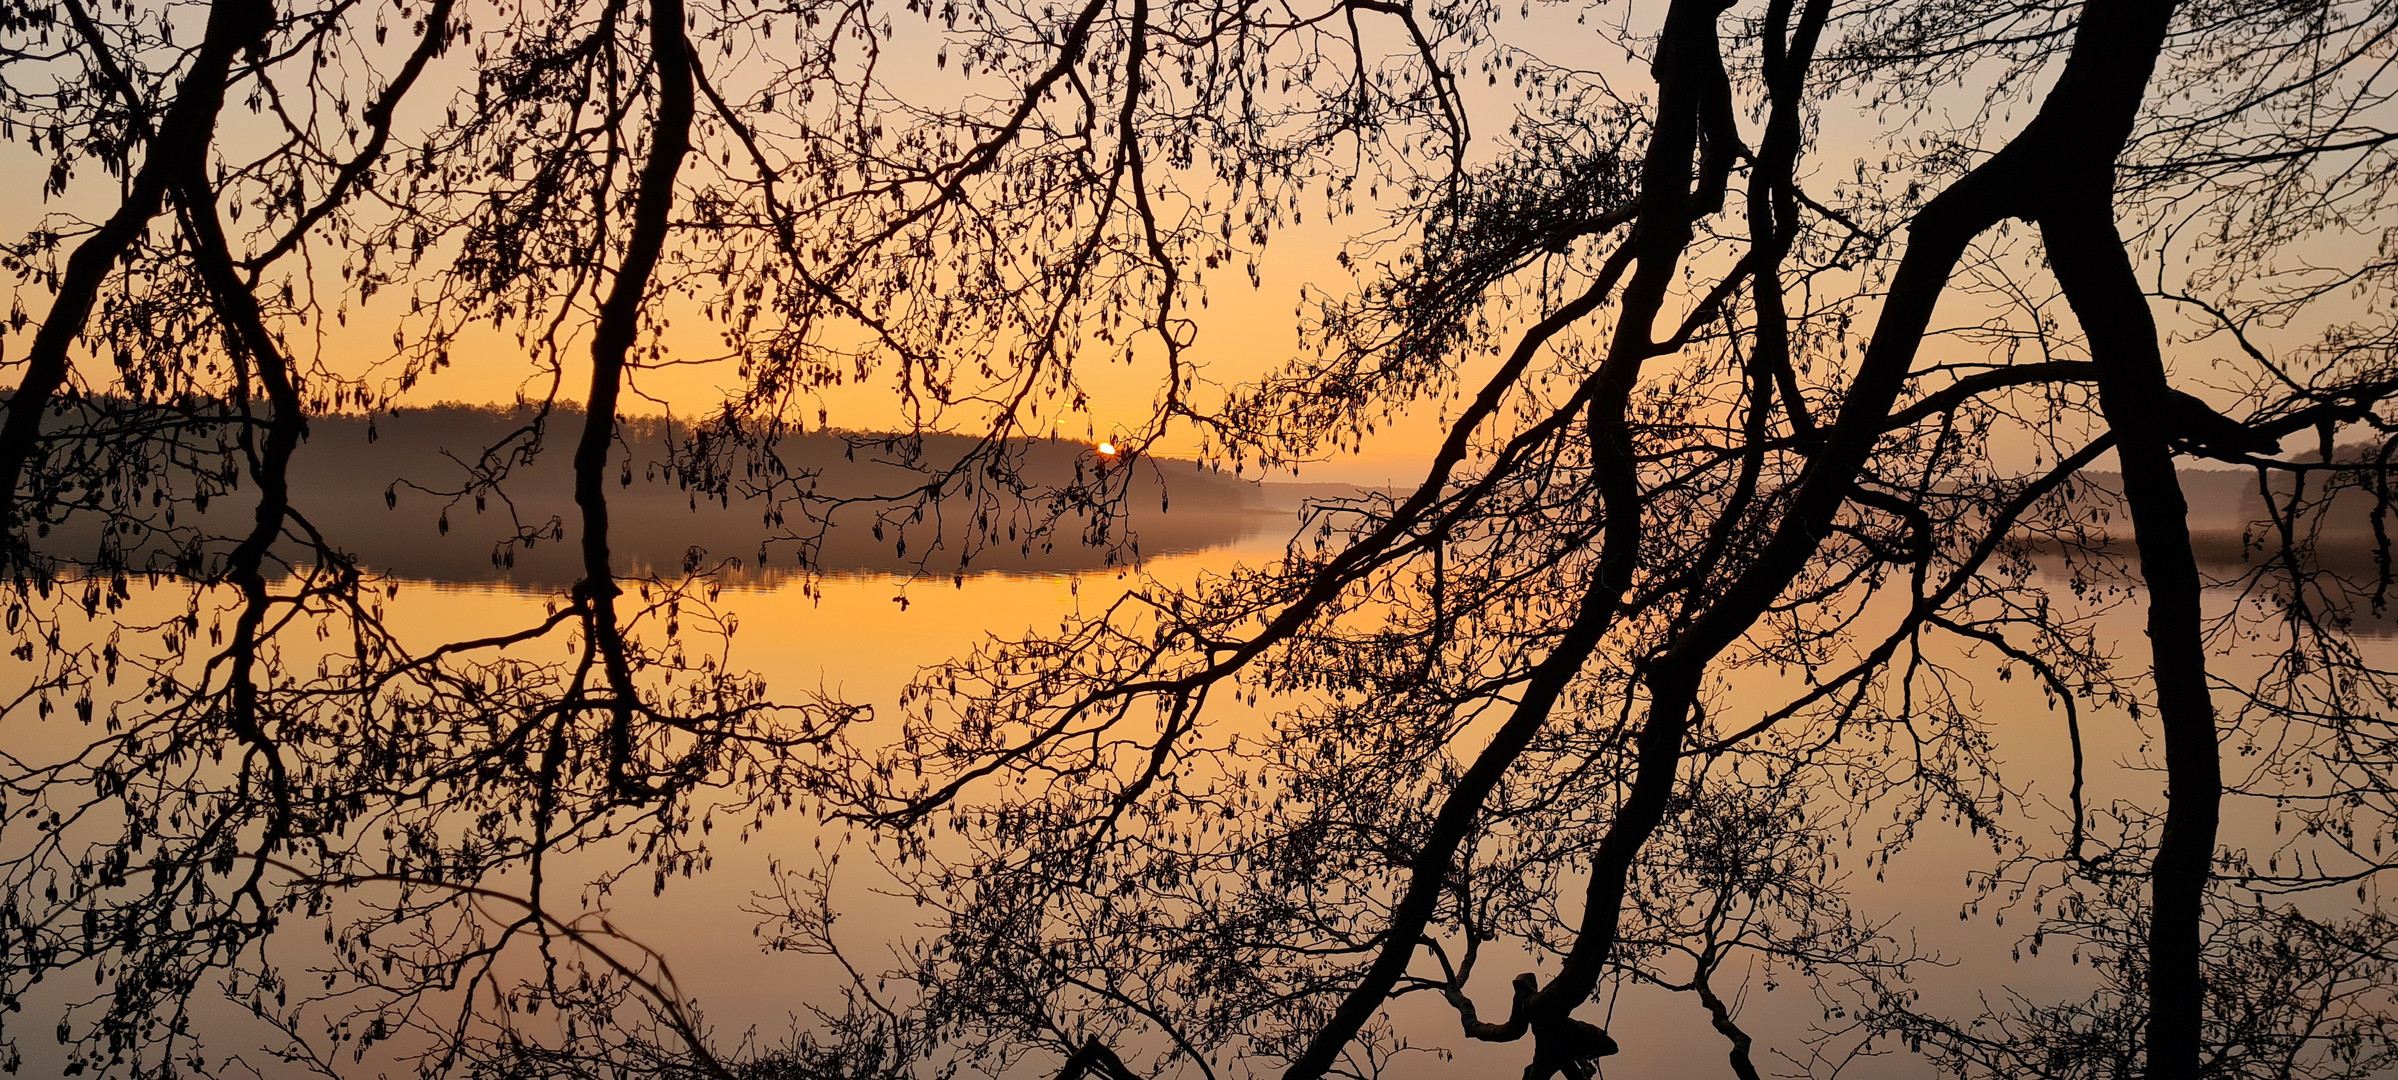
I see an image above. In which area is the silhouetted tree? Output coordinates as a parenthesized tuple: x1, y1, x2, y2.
(775, 0, 2398, 1077)
(7, 0, 2398, 1076)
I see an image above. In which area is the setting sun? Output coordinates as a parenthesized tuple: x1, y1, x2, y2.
(1096, 441, 1117, 456)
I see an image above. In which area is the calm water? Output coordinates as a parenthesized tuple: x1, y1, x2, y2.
(3, 503, 2374, 1080)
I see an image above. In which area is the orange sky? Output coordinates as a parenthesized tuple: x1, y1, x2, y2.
(0, 0, 2342, 489)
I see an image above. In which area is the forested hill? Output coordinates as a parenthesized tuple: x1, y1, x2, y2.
(2062, 465, 2394, 569)
(33, 403, 1282, 586)
(43, 400, 2391, 584)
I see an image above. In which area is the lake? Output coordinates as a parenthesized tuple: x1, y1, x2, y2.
(3, 432, 2390, 1080)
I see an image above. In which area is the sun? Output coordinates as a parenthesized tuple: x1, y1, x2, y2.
(1096, 441, 1117, 456)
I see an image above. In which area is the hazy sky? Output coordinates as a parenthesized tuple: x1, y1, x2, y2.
(0, 0, 2340, 490)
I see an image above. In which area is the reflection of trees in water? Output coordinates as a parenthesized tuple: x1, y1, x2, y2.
(5, 0, 2398, 1073)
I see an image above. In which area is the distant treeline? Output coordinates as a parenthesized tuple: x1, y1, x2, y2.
(2063, 456, 2396, 570)
(32, 401, 1294, 586)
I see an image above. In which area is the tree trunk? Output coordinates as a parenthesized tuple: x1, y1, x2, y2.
(574, 0, 695, 795)
(1522, 0, 2185, 1073)
(0, 0, 273, 552)
(2042, 206, 2220, 1080)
